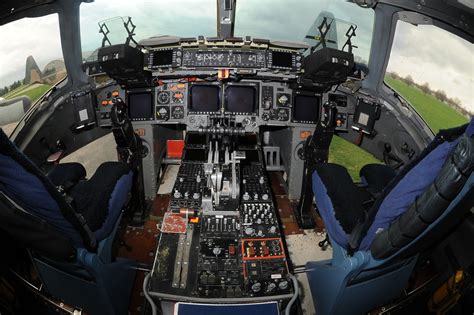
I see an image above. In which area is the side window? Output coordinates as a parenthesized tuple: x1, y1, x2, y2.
(385, 20, 471, 133)
(0, 14, 66, 135)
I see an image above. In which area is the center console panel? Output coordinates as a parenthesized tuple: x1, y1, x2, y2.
(150, 132, 293, 301)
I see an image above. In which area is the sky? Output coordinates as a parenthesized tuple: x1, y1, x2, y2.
(0, 0, 472, 113)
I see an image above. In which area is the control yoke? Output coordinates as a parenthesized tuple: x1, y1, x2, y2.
(111, 97, 146, 224)
(305, 101, 338, 163)
(296, 102, 338, 228)
(111, 97, 142, 165)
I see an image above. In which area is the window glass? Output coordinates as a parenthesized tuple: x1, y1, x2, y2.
(235, 0, 375, 65)
(0, 14, 66, 134)
(385, 20, 472, 133)
(80, 0, 217, 61)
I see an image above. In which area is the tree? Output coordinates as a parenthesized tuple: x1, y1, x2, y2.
(404, 75, 414, 86)
(419, 82, 431, 94)
(453, 98, 462, 107)
(433, 90, 447, 103)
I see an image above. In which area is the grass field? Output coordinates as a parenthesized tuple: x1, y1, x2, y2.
(329, 135, 381, 181)
(3, 84, 30, 99)
(385, 76, 469, 133)
(4, 83, 51, 103)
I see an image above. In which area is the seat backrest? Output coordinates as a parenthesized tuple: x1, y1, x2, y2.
(0, 192, 76, 260)
(0, 129, 96, 251)
(370, 133, 473, 259)
(359, 118, 474, 252)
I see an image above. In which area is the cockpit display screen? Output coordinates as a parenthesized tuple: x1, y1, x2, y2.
(189, 85, 221, 112)
(128, 92, 153, 120)
(152, 50, 173, 66)
(225, 85, 256, 114)
(293, 95, 320, 124)
(271, 51, 293, 68)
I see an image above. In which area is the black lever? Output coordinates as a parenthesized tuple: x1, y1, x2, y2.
(295, 102, 338, 229)
(111, 97, 147, 226)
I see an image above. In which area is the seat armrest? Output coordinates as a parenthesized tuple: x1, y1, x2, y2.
(359, 164, 396, 195)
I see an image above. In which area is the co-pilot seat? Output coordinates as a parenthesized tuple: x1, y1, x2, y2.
(307, 118, 474, 315)
(0, 128, 136, 315)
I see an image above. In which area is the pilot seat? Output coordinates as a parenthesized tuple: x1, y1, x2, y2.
(307, 118, 474, 314)
(0, 128, 136, 315)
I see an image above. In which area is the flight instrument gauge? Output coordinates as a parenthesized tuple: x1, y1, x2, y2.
(157, 91, 170, 104)
(172, 91, 185, 104)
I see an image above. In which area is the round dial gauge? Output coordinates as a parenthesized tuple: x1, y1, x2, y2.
(157, 91, 170, 104)
(172, 91, 185, 104)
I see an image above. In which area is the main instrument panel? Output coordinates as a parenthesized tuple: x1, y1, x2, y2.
(96, 80, 349, 132)
(92, 36, 355, 133)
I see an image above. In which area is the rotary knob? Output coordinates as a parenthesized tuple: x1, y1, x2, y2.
(279, 280, 289, 290)
(266, 282, 276, 293)
(212, 247, 222, 256)
(245, 227, 254, 235)
(251, 282, 262, 293)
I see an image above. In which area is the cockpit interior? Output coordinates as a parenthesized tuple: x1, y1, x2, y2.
(0, 0, 473, 314)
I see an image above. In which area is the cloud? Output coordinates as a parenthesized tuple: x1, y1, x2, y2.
(0, 14, 63, 87)
(80, 0, 218, 52)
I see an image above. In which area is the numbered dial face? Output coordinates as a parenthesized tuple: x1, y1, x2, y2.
(172, 91, 185, 104)
(157, 91, 170, 104)
(171, 106, 184, 119)
(156, 106, 169, 120)
(277, 108, 289, 121)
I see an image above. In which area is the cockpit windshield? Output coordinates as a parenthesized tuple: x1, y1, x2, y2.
(234, 0, 374, 65)
(80, 0, 218, 60)
(80, 0, 374, 65)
